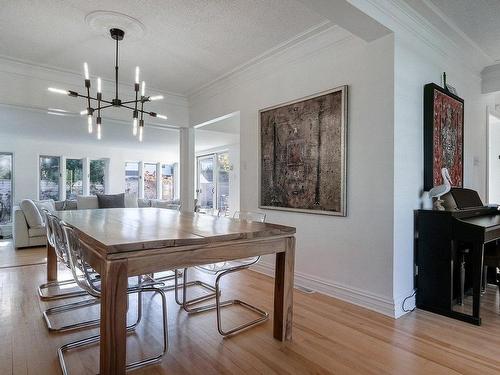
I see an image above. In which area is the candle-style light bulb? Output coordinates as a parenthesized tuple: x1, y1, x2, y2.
(156, 114, 167, 120)
(48, 87, 69, 95)
(139, 126, 143, 142)
(133, 118, 138, 136)
(97, 123, 101, 140)
(135, 66, 140, 84)
(87, 115, 93, 133)
(84, 62, 89, 80)
(97, 77, 102, 93)
(141, 81, 146, 97)
(149, 95, 163, 101)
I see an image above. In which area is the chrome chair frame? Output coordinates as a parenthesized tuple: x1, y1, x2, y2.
(38, 210, 88, 301)
(41, 212, 103, 332)
(58, 223, 169, 374)
(177, 211, 269, 336)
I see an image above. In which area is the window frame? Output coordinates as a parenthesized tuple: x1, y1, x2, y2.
(0, 152, 14, 225)
(89, 158, 109, 196)
(196, 150, 230, 214)
(38, 154, 62, 201)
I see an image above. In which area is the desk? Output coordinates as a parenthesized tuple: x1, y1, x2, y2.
(49, 208, 296, 375)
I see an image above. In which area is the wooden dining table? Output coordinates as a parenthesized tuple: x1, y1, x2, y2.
(49, 207, 296, 375)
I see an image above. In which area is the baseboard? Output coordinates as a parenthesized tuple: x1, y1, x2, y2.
(252, 261, 402, 319)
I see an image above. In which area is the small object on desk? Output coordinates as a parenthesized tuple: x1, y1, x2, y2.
(428, 168, 452, 210)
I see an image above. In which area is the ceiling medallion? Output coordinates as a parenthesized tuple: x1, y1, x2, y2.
(48, 27, 165, 141)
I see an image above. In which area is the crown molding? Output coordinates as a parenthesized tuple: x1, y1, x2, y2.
(420, 0, 492, 63)
(187, 20, 337, 98)
(347, 0, 491, 75)
(189, 24, 355, 103)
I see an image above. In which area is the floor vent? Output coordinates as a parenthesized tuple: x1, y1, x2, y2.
(295, 285, 315, 294)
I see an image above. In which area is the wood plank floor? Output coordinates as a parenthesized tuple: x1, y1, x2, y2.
(0, 240, 46, 269)
(1, 243, 500, 374)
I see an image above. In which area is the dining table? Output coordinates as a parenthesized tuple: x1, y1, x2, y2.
(49, 207, 296, 375)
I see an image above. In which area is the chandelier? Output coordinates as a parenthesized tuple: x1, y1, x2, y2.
(48, 28, 167, 141)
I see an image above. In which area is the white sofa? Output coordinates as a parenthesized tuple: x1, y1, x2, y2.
(14, 196, 180, 249)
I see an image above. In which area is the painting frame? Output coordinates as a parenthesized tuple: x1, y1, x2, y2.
(258, 85, 348, 216)
(423, 83, 464, 191)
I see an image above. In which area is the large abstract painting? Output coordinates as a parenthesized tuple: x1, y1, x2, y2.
(424, 83, 464, 191)
(259, 86, 348, 216)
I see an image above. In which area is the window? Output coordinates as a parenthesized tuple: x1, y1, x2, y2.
(161, 164, 175, 201)
(125, 162, 140, 196)
(90, 159, 106, 195)
(143, 163, 157, 199)
(39, 155, 61, 200)
(65, 159, 83, 200)
(217, 153, 230, 215)
(197, 155, 215, 210)
(0, 153, 13, 224)
(197, 152, 231, 215)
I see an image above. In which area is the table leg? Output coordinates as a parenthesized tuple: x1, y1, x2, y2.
(273, 236, 295, 341)
(472, 242, 484, 323)
(46, 240, 57, 282)
(100, 259, 128, 375)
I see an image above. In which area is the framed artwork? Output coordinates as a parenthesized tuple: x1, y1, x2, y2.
(259, 86, 348, 216)
(424, 83, 464, 191)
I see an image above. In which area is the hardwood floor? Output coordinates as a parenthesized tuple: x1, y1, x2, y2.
(1, 247, 500, 374)
(0, 240, 46, 268)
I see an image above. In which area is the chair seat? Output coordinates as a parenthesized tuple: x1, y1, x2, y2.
(196, 257, 259, 274)
(85, 273, 162, 292)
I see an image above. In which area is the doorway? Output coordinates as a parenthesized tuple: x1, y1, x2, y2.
(194, 112, 240, 216)
(488, 112, 500, 204)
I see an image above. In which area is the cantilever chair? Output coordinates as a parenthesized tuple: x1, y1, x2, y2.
(40, 211, 104, 332)
(176, 211, 269, 336)
(38, 209, 88, 301)
(58, 223, 169, 375)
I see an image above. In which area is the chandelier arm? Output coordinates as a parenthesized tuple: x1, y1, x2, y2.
(119, 103, 150, 114)
(73, 92, 113, 105)
(120, 99, 143, 105)
(97, 104, 114, 111)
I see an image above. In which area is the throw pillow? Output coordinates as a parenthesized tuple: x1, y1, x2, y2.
(96, 193, 125, 209)
(124, 194, 138, 208)
(20, 199, 44, 228)
(76, 195, 99, 210)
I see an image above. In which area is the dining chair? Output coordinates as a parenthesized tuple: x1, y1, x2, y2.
(38, 209, 88, 301)
(58, 223, 169, 375)
(176, 211, 269, 336)
(41, 212, 103, 332)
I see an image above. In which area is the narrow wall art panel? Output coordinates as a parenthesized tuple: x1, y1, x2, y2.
(259, 86, 348, 216)
(423, 83, 464, 191)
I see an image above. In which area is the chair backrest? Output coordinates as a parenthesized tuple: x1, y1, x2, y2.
(41, 208, 55, 248)
(233, 211, 266, 223)
(202, 208, 220, 216)
(45, 212, 70, 264)
(61, 223, 101, 297)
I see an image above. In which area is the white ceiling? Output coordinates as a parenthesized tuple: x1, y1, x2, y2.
(0, 0, 326, 95)
(429, 0, 500, 62)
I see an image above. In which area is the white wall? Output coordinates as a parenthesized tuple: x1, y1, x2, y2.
(0, 106, 179, 204)
(488, 114, 500, 204)
(392, 34, 492, 316)
(190, 27, 397, 316)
